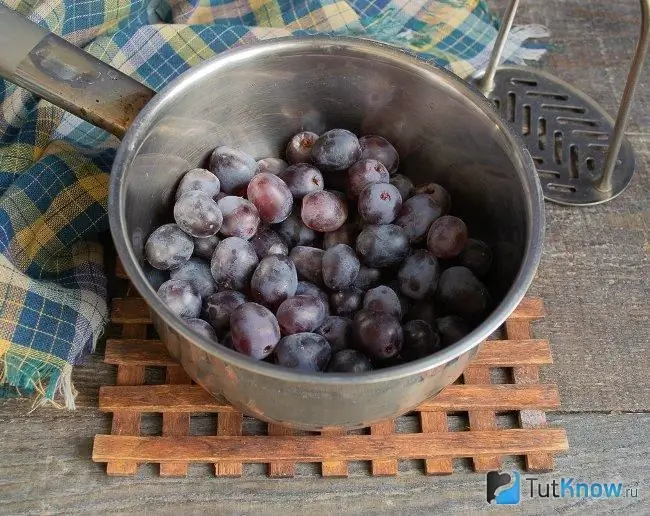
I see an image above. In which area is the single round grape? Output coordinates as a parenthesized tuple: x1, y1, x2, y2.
(323, 223, 357, 250)
(276, 295, 327, 335)
(145, 223, 194, 270)
(352, 265, 382, 291)
(257, 157, 288, 175)
(209, 146, 257, 194)
(363, 285, 402, 319)
(247, 172, 293, 224)
(427, 216, 468, 259)
(289, 246, 324, 285)
(173, 191, 223, 238)
(278, 163, 324, 199)
(356, 224, 409, 268)
(143, 264, 169, 291)
(322, 244, 360, 291)
(230, 302, 281, 359)
(397, 249, 440, 300)
(358, 183, 402, 224)
(295, 281, 330, 315)
(285, 131, 319, 164)
(193, 235, 220, 261)
(395, 193, 443, 244)
(217, 196, 260, 240)
(436, 266, 489, 319)
(413, 183, 451, 214)
(330, 287, 364, 317)
(311, 129, 361, 172)
(359, 135, 399, 174)
(301, 190, 348, 232)
(175, 168, 221, 200)
(157, 279, 201, 318)
(346, 159, 389, 199)
(389, 174, 413, 201)
(202, 290, 246, 334)
(327, 349, 373, 373)
(250, 226, 288, 259)
(458, 238, 492, 277)
(170, 257, 216, 298)
(316, 316, 353, 354)
(250, 255, 298, 310)
(272, 208, 318, 248)
(407, 302, 437, 326)
(436, 315, 472, 347)
(210, 237, 259, 291)
(185, 318, 218, 342)
(402, 320, 441, 361)
(274, 333, 331, 372)
(353, 309, 403, 360)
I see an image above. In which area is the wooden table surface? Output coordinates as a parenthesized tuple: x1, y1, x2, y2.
(1, 0, 648, 513)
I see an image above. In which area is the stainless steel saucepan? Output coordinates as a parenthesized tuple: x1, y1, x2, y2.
(0, 6, 544, 430)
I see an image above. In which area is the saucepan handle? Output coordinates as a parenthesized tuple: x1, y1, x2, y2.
(0, 6, 155, 138)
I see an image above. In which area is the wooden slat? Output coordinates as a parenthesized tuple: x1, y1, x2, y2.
(111, 298, 151, 325)
(320, 429, 348, 477)
(93, 428, 569, 463)
(509, 297, 545, 320)
(472, 339, 552, 365)
(267, 424, 296, 477)
(215, 413, 243, 477)
(105, 339, 174, 366)
(160, 367, 192, 477)
(115, 258, 128, 279)
(507, 318, 555, 472)
(370, 421, 398, 476)
(419, 412, 453, 475)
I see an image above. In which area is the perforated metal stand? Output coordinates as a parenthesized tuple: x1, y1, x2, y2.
(477, 0, 650, 206)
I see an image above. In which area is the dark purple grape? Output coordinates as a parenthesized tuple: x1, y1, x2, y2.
(363, 285, 402, 319)
(316, 316, 353, 353)
(170, 257, 216, 298)
(143, 264, 169, 291)
(209, 146, 256, 194)
(193, 235, 220, 261)
(397, 250, 440, 300)
(353, 309, 403, 360)
(217, 196, 260, 240)
(322, 244, 360, 291)
(323, 223, 358, 250)
(407, 302, 437, 326)
(251, 255, 298, 310)
(175, 168, 221, 200)
(359, 135, 399, 174)
(295, 281, 330, 315)
(257, 157, 288, 175)
(221, 331, 234, 349)
(174, 191, 223, 238)
(285, 131, 319, 164)
(375, 354, 406, 369)
(145, 223, 194, 270)
(356, 224, 409, 268)
(210, 237, 259, 291)
(185, 318, 218, 342)
(402, 320, 441, 361)
(357, 183, 402, 224)
(346, 159, 389, 199)
(436, 315, 472, 347)
(246, 172, 293, 224)
(276, 295, 327, 335)
(330, 287, 363, 316)
(436, 266, 489, 319)
(395, 193, 443, 244)
(202, 290, 246, 333)
(458, 238, 492, 277)
(157, 279, 201, 318)
(389, 174, 413, 200)
(413, 183, 451, 214)
(289, 246, 324, 285)
(427, 216, 468, 259)
(272, 208, 318, 247)
(301, 190, 348, 232)
(311, 129, 361, 172)
(327, 349, 373, 373)
(352, 265, 382, 291)
(250, 226, 288, 259)
(230, 302, 281, 359)
(274, 333, 331, 372)
(278, 163, 324, 199)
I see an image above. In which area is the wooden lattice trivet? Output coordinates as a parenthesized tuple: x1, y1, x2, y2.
(92, 264, 568, 477)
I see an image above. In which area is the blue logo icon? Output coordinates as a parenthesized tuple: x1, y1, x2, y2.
(487, 471, 521, 504)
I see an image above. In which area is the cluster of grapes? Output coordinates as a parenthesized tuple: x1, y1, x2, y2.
(144, 129, 492, 373)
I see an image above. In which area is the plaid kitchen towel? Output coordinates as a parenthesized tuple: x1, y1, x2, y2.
(0, 0, 548, 409)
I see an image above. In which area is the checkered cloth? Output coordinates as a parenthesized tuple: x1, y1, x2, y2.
(0, 0, 547, 409)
